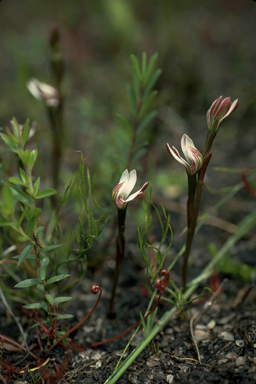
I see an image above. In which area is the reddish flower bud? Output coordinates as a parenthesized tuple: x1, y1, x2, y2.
(206, 96, 238, 131)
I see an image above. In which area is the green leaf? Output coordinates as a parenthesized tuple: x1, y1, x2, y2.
(1, 183, 14, 216)
(143, 68, 162, 98)
(137, 110, 157, 134)
(13, 254, 36, 260)
(36, 283, 45, 293)
(55, 314, 73, 319)
(127, 85, 137, 117)
(131, 54, 142, 80)
(37, 267, 46, 281)
(10, 118, 20, 139)
(45, 294, 54, 305)
(37, 226, 44, 233)
(21, 150, 32, 165)
(28, 208, 41, 220)
(0, 133, 19, 152)
(53, 296, 72, 304)
(9, 176, 25, 186)
(142, 52, 147, 78)
(26, 217, 35, 237)
(19, 168, 28, 185)
(33, 177, 40, 196)
(8, 184, 31, 206)
(144, 52, 158, 84)
(15, 244, 34, 267)
(21, 118, 30, 147)
(28, 150, 37, 171)
(23, 302, 45, 310)
(14, 278, 39, 288)
(40, 256, 49, 268)
(139, 90, 158, 118)
(41, 244, 64, 252)
(116, 114, 132, 133)
(46, 274, 70, 285)
(36, 188, 57, 199)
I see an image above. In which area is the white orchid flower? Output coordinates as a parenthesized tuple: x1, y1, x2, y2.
(112, 169, 148, 209)
(27, 78, 59, 107)
(166, 134, 203, 175)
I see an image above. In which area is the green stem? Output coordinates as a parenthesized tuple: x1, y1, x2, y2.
(105, 208, 256, 384)
(108, 208, 127, 318)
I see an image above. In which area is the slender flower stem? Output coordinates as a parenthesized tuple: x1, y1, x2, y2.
(182, 137, 213, 291)
(108, 208, 127, 318)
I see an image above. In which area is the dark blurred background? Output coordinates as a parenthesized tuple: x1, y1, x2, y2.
(0, 0, 256, 198)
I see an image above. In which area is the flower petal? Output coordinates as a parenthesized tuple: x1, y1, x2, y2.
(124, 181, 148, 203)
(122, 169, 137, 200)
(166, 143, 189, 169)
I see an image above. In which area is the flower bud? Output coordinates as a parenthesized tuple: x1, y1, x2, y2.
(206, 96, 238, 131)
(27, 78, 60, 107)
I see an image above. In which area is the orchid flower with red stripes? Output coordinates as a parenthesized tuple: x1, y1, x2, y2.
(112, 169, 148, 210)
(206, 96, 238, 132)
(166, 134, 203, 175)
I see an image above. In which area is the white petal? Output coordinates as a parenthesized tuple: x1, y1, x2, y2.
(181, 134, 195, 163)
(27, 79, 42, 101)
(122, 169, 137, 199)
(124, 182, 147, 203)
(167, 144, 189, 169)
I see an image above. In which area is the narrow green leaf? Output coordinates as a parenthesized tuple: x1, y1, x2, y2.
(0, 219, 12, 227)
(139, 90, 158, 118)
(8, 184, 31, 206)
(41, 244, 64, 252)
(46, 274, 70, 285)
(9, 176, 25, 186)
(40, 256, 49, 268)
(142, 52, 147, 78)
(132, 147, 148, 163)
(137, 110, 157, 134)
(14, 278, 39, 288)
(15, 245, 34, 267)
(26, 217, 35, 237)
(37, 267, 46, 281)
(36, 226, 44, 233)
(55, 314, 73, 319)
(144, 52, 158, 84)
(33, 177, 40, 196)
(127, 85, 137, 117)
(28, 150, 37, 171)
(36, 188, 57, 199)
(13, 254, 36, 260)
(1, 183, 14, 216)
(45, 294, 54, 305)
(19, 168, 28, 185)
(21, 150, 31, 165)
(132, 68, 141, 101)
(53, 296, 72, 304)
(116, 114, 132, 133)
(21, 118, 30, 147)
(23, 303, 45, 310)
(130, 54, 142, 80)
(143, 68, 162, 98)
(0, 133, 19, 152)
(10, 118, 20, 139)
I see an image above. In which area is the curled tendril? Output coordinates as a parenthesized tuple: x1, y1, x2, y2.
(155, 269, 170, 292)
(91, 285, 101, 294)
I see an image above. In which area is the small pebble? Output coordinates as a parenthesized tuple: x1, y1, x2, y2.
(236, 356, 246, 366)
(221, 331, 234, 341)
(207, 319, 216, 330)
(235, 339, 244, 347)
(166, 374, 174, 383)
(218, 358, 228, 365)
(194, 330, 209, 341)
(96, 361, 102, 369)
